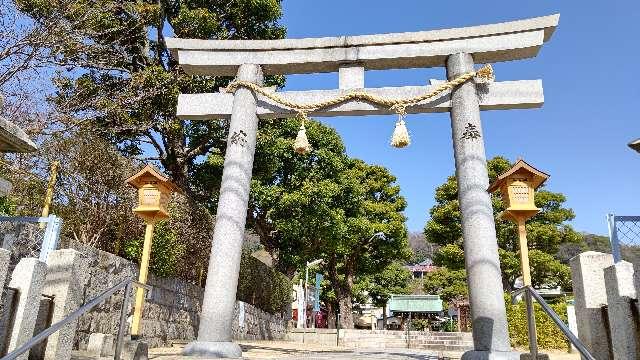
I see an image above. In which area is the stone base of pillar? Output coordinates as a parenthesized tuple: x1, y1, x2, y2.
(183, 341, 242, 358)
(462, 350, 523, 360)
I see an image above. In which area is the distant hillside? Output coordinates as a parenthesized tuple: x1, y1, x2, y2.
(556, 232, 611, 264)
(409, 230, 621, 266)
(407, 231, 439, 264)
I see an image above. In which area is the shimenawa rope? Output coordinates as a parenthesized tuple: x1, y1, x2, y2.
(226, 64, 494, 154)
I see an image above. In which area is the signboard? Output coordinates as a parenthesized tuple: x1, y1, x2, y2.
(388, 294, 443, 313)
(314, 273, 323, 311)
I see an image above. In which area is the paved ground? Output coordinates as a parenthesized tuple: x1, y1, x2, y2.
(150, 343, 447, 359)
(149, 341, 580, 360)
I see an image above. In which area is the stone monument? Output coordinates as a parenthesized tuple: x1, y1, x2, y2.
(167, 14, 560, 359)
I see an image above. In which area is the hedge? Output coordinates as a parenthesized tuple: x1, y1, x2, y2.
(505, 295, 570, 350)
(237, 248, 292, 315)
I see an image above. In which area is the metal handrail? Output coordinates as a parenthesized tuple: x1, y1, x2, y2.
(513, 286, 596, 360)
(1, 278, 151, 360)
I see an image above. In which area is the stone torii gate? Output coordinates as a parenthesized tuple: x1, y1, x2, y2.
(166, 14, 559, 359)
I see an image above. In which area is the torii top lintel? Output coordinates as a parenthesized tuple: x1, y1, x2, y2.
(166, 14, 559, 76)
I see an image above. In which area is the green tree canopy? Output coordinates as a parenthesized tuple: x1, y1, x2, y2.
(16, 0, 285, 194)
(424, 156, 581, 295)
(195, 116, 410, 328)
(367, 263, 412, 308)
(423, 268, 468, 303)
(367, 262, 411, 315)
(354, 262, 411, 327)
(321, 158, 410, 328)
(13, 1, 413, 321)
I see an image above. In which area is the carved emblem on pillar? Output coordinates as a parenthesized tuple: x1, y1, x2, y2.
(230, 130, 247, 147)
(461, 123, 481, 140)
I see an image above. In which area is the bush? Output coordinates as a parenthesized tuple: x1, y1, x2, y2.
(0, 196, 16, 216)
(124, 223, 292, 315)
(123, 220, 185, 278)
(442, 319, 458, 332)
(237, 248, 292, 314)
(505, 295, 570, 350)
(410, 319, 429, 331)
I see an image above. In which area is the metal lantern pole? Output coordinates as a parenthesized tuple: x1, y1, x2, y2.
(517, 219, 533, 287)
(336, 311, 341, 346)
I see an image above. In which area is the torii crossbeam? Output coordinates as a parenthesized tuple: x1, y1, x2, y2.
(167, 14, 559, 359)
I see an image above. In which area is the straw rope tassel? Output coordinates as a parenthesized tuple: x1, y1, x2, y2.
(390, 114, 410, 148)
(474, 64, 494, 83)
(294, 118, 312, 154)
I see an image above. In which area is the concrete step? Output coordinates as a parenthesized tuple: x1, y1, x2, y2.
(70, 351, 106, 360)
(342, 334, 471, 339)
(410, 344, 474, 352)
(342, 332, 471, 337)
(342, 336, 472, 342)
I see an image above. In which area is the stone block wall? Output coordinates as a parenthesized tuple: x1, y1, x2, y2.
(0, 222, 43, 272)
(570, 251, 640, 359)
(232, 302, 287, 340)
(59, 240, 287, 349)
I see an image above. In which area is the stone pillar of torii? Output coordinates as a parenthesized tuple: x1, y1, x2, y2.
(167, 14, 559, 359)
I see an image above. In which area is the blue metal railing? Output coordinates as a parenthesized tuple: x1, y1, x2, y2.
(607, 213, 640, 263)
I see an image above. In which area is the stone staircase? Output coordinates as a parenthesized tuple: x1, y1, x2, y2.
(340, 330, 473, 352)
(70, 331, 473, 359)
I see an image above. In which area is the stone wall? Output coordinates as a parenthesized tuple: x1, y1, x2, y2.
(232, 301, 287, 341)
(0, 221, 43, 270)
(60, 240, 287, 349)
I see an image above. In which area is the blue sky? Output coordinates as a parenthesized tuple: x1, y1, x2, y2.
(279, 1, 640, 236)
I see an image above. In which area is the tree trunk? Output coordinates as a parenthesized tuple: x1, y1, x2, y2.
(339, 294, 353, 329)
(382, 303, 387, 329)
(326, 255, 340, 329)
(338, 271, 355, 329)
(327, 301, 336, 329)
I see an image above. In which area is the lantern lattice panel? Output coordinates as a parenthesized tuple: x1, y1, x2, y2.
(142, 187, 160, 206)
(511, 184, 530, 204)
(608, 214, 640, 266)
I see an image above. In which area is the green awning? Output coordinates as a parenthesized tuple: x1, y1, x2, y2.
(388, 295, 443, 313)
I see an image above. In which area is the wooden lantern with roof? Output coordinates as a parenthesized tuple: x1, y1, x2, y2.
(488, 159, 549, 223)
(488, 159, 549, 289)
(126, 164, 181, 222)
(125, 164, 180, 338)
